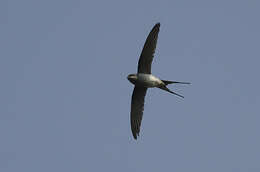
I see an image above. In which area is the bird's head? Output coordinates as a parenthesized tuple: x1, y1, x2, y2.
(127, 74, 138, 84)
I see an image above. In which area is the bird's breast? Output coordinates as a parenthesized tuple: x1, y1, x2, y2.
(136, 74, 162, 87)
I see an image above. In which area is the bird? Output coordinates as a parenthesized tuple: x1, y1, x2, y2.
(127, 23, 190, 140)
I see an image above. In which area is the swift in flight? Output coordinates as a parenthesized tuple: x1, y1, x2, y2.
(127, 23, 190, 139)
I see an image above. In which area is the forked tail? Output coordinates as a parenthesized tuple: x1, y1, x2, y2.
(159, 85, 184, 98)
(162, 80, 191, 85)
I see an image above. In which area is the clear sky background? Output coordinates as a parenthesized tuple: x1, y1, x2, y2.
(1, 0, 260, 171)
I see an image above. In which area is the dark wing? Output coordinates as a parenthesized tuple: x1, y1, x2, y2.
(130, 86, 147, 139)
(137, 23, 160, 74)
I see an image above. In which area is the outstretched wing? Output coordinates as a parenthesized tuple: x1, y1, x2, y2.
(130, 86, 147, 139)
(138, 23, 160, 74)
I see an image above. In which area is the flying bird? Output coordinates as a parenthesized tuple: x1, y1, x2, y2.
(127, 23, 190, 140)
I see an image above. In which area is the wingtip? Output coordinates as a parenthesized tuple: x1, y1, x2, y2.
(133, 133, 137, 140)
(132, 130, 139, 140)
(150, 22, 160, 32)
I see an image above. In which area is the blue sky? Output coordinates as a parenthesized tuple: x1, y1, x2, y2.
(1, 0, 260, 171)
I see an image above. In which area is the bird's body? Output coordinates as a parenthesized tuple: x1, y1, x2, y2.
(127, 23, 190, 140)
(128, 73, 163, 88)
